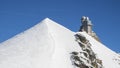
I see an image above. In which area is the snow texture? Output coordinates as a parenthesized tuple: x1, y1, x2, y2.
(0, 18, 119, 68)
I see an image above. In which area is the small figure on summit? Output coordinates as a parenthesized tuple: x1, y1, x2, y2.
(79, 16, 100, 42)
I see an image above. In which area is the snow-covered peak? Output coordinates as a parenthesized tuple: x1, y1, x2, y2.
(40, 18, 72, 32)
(40, 18, 53, 24)
(0, 18, 119, 68)
(0, 18, 80, 68)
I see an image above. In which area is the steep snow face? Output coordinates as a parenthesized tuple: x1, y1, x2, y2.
(0, 18, 54, 68)
(44, 18, 81, 68)
(0, 18, 81, 68)
(78, 32, 120, 68)
(0, 18, 119, 68)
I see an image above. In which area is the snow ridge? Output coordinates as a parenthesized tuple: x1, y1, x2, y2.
(0, 18, 119, 68)
(70, 33, 104, 68)
(79, 32, 120, 68)
(0, 18, 55, 68)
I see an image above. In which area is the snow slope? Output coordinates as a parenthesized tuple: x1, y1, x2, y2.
(78, 32, 120, 68)
(0, 18, 81, 68)
(0, 18, 119, 68)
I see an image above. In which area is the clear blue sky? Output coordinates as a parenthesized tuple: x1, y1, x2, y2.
(0, 0, 120, 53)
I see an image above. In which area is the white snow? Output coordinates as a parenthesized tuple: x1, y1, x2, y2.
(0, 18, 81, 68)
(78, 32, 120, 68)
(0, 18, 119, 68)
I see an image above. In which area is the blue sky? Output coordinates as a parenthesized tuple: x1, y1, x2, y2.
(0, 0, 120, 53)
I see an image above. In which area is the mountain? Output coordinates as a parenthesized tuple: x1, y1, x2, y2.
(0, 18, 120, 68)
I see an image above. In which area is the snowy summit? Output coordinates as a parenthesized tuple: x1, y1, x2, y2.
(0, 17, 120, 68)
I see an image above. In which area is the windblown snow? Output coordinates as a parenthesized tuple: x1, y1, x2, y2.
(0, 18, 119, 68)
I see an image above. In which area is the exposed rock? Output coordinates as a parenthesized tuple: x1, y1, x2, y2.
(70, 33, 104, 68)
(79, 16, 100, 42)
